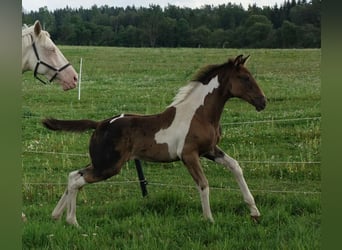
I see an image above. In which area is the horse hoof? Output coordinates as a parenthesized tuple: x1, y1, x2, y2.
(66, 217, 80, 227)
(251, 215, 261, 223)
(51, 213, 62, 221)
(22, 213, 27, 222)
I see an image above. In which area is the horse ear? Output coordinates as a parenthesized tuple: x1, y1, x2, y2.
(241, 55, 250, 65)
(233, 55, 244, 66)
(34, 20, 42, 36)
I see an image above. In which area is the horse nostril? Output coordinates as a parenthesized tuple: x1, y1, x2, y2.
(74, 76, 78, 82)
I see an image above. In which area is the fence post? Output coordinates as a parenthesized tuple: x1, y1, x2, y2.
(134, 159, 148, 197)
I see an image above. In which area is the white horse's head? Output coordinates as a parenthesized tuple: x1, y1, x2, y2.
(22, 20, 78, 91)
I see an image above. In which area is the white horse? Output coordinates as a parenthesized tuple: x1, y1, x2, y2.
(22, 20, 79, 222)
(22, 20, 78, 91)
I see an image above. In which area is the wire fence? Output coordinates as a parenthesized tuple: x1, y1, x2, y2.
(22, 150, 320, 165)
(22, 115, 321, 195)
(22, 115, 321, 163)
(23, 180, 321, 195)
(221, 116, 321, 126)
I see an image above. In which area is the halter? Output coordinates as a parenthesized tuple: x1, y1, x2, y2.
(30, 34, 71, 85)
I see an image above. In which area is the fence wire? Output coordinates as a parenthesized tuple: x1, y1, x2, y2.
(23, 180, 321, 195)
(22, 115, 321, 196)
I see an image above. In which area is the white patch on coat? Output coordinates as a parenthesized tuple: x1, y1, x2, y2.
(155, 76, 220, 159)
(110, 114, 124, 123)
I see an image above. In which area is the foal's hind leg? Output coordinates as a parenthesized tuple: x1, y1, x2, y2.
(65, 169, 87, 226)
(52, 168, 87, 226)
(52, 169, 86, 221)
(55, 163, 123, 226)
(51, 188, 68, 220)
(204, 146, 260, 220)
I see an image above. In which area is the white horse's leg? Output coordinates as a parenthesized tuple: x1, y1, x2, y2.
(65, 170, 86, 226)
(211, 147, 260, 219)
(51, 189, 68, 220)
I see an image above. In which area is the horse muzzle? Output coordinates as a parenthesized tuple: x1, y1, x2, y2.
(254, 96, 267, 111)
(59, 68, 78, 91)
(61, 80, 77, 91)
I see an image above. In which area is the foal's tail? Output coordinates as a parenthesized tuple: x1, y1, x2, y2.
(42, 118, 99, 132)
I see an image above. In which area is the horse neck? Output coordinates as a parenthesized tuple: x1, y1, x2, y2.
(198, 86, 228, 126)
(172, 76, 229, 126)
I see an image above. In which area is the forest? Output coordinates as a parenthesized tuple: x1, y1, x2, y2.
(22, 0, 321, 48)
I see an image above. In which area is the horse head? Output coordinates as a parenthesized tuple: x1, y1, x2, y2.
(222, 55, 266, 111)
(25, 20, 78, 91)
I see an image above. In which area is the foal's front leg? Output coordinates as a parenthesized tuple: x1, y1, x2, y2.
(182, 152, 214, 222)
(204, 146, 260, 220)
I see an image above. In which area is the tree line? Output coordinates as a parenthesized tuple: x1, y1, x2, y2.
(22, 0, 321, 48)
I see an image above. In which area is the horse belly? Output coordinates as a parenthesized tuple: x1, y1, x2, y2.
(132, 137, 179, 162)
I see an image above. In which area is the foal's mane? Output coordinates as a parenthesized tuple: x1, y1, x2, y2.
(168, 59, 234, 107)
(192, 59, 234, 83)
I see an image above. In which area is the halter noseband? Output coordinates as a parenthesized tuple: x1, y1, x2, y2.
(30, 34, 71, 85)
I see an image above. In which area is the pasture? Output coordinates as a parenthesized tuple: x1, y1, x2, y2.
(22, 47, 321, 249)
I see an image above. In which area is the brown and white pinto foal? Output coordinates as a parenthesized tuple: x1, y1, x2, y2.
(43, 55, 266, 226)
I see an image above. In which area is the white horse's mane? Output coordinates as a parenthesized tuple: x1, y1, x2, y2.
(22, 24, 32, 36)
(22, 25, 34, 48)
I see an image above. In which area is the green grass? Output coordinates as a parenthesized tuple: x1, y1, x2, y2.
(22, 47, 321, 249)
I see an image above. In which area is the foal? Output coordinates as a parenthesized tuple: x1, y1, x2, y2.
(43, 55, 266, 226)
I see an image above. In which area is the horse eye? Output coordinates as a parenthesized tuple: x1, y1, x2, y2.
(239, 75, 250, 82)
(48, 47, 56, 53)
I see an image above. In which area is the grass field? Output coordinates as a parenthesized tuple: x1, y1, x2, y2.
(22, 47, 321, 249)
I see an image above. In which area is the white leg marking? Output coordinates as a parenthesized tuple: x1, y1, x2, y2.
(51, 189, 68, 220)
(64, 171, 86, 226)
(198, 186, 214, 222)
(216, 154, 260, 217)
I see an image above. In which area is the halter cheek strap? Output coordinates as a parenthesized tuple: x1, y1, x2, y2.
(31, 34, 71, 85)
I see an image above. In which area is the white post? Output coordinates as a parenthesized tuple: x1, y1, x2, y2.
(78, 58, 83, 101)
